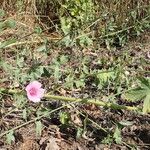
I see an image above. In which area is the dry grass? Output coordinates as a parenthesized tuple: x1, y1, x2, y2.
(1, 0, 149, 27)
(0, 0, 149, 48)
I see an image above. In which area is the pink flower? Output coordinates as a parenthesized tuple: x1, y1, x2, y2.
(25, 81, 45, 102)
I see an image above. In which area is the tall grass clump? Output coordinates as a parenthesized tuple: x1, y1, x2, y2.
(35, 0, 150, 47)
(1, 0, 150, 47)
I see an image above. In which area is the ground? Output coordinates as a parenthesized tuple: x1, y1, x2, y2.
(0, 14, 150, 149)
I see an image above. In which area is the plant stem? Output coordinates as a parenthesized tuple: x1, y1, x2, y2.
(0, 88, 141, 112)
(0, 105, 66, 138)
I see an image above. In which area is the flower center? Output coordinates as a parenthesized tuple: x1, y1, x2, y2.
(29, 87, 37, 96)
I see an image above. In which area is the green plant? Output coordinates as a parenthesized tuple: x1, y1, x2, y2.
(113, 125, 122, 144)
(59, 0, 95, 46)
(124, 77, 150, 113)
(6, 130, 15, 145)
(35, 120, 43, 136)
(59, 111, 70, 125)
(58, 0, 150, 47)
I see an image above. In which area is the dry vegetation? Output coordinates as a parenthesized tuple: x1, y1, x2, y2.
(0, 0, 150, 150)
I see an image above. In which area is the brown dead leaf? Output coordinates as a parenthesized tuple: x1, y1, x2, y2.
(45, 137, 60, 150)
(19, 139, 39, 150)
(59, 88, 67, 96)
(39, 137, 48, 145)
(71, 114, 82, 127)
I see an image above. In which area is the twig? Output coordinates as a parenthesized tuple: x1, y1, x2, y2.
(0, 105, 66, 138)
(4, 39, 59, 48)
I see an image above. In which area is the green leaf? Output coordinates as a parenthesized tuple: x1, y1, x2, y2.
(0, 38, 16, 49)
(119, 120, 134, 126)
(60, 17, 71, 34)
(97, 70, 114, 83)
(76, 127, 83, 139)
(79, 34, 93, 47)
(124, 87, 147, 102)
(138, 77, 150, 90)
(102, 134, 113, 144)
(35, 121, 42, 136)
(6, 19, 16, 28)
(131, 10, 137, 20)
(14, 94, 27, 108)
(64, 74, 74, 89)
(82, 65, 89, 74)
(6, 130, 15, 144)
(0, 9, 5, 18)
(34, 26, 42, 34)
(23, 108, 27, 120)
(62, 35, 72, 46)
(143, 94, 150, 114)
(54, 65, 60, 80)
(113, 126, 122, 144)
(59, 112, 69, 125)
(17, 56, 24, 67)
(75, 79, 85, 88)
(123, 77, 150, 114)
(0, 22, 6, 31)
(36, 44, 46, 52)
(42, 67, 51, 77)
(60, 55, 68, 64)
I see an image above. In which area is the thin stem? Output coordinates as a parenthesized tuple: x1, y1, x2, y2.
(0, 105, 66, 138)
(45, 94, 139, 111)
(0, 88, 141, 112)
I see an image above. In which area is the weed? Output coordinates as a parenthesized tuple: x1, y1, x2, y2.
(0, 1, 150, 149)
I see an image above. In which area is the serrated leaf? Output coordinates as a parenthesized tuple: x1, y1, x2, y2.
(60, 17, 71, 34)
(79, 35, 93, 46)
(64, 74, 74, 89)
(59, 112, 69, 125)
(143, 94, 150, 114)
(113, 126, 122, 144)
(6, 130, 15, 144)
(14, 94, 27, 108)
(35, 121, 42, 136)
(75, 79, 85, 88)
(102, 134, 113, 144)
(97, 70, 114, 83)
(138, 77, 150, 90)
(124, 87, 147, 102)
(124, 77, 150, 114)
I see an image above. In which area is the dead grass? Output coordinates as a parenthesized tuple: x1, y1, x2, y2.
(1, 0, 149, 30)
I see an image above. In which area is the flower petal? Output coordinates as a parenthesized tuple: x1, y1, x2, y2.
(25, 81, 45, 103)
(27, 93, 41, 102)
(30, 81, 42, 88)
(25, 83, 32, 92)
(25, 81, 42, 92)
(38, 88, 45, 98)
(31, 97, 41, 103)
